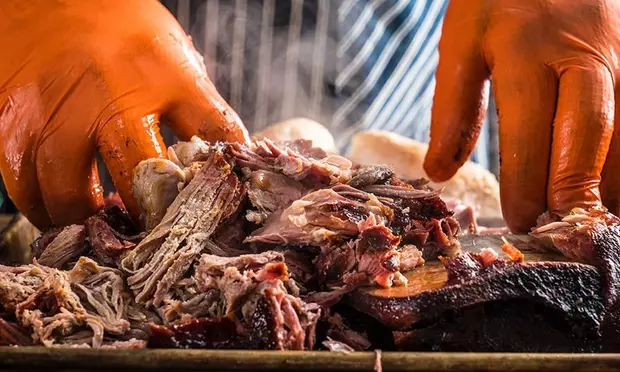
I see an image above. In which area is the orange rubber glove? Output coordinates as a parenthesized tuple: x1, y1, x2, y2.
(0, 0, 249, 229)
(424, 0, 620, 233)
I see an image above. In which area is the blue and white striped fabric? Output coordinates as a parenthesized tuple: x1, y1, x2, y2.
(160, 0, 495, 172)
(333, 0, 491, 170)
(167, 0, 499, 171)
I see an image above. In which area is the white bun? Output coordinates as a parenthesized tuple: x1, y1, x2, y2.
(253, 118, 338, 154)
(347, 130, 502, 219)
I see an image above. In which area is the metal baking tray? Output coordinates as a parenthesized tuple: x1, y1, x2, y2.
(1, 348, 620, 372)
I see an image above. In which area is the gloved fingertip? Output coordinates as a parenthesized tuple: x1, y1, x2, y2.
(423, 153, 458, 183)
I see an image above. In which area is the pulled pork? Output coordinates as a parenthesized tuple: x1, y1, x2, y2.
(0, 258, 146, 348)
(120, 152, 243, 308)
(8, 136, 469, 349)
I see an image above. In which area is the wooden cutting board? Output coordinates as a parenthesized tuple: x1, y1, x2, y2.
(359, 234, 565, 301)
(347, 234, 577, 330)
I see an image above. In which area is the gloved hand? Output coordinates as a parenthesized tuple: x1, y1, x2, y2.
(424, 0, 620, 233)
(0, 0, 249, 229)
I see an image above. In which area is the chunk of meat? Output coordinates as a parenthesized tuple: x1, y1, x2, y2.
(245, 170, 308, 224)
(150, 280, 321, 351)
(121, 152, 243, 306)
(349, 257, 605, 333)
(132, 158, 186, 230)
(192, 252, 320, 350)
(85, 215, 135, 267)
(148, 317, 237, 349)
(194, 251, 288, 316)
(531, 206, 620, 265)
(446, 199, 478, 235)
(531, 206, 620, 337)
(30, 229, 61, 260)
(167, 136, 216, 167)
(313, 217, 423, 290)
(347, 165, 393, 189)
(243, 280, 321, 350)
(246, 186, 392, 246)
(228, 138, 352, 186)
(37, 225, 88, 269)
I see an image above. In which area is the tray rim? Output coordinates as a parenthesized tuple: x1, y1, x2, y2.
(1, 348, 620, 371)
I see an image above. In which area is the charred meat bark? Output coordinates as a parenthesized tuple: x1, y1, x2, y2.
(149, 317, 237, 349)
(531, 206, 620, 351)
(348, 251, 606, 350)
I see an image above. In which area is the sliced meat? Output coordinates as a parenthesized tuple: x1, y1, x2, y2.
(37, 225, 88, 269)
(132, 158, 186, 230)
(349, 257, 605, 334)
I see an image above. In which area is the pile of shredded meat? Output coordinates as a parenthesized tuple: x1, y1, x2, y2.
(2, 136, 616, 351)
(0, 137, 460, 349)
